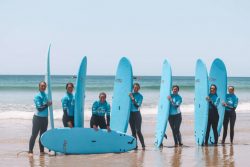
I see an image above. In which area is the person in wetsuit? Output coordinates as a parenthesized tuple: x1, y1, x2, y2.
(222, 86, 238, 144)
(90, 92, 111, 131)
(168, 85, 183, 147)
(28, 81, 52, 156)
(129, 83, 146, 150)
(205, 84, 220, 146)
(62, 83, 75, 128)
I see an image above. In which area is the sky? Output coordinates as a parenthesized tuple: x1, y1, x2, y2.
(0, 0, 250, 76)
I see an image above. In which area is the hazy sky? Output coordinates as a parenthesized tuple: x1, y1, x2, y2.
(0, 0, 249, 76)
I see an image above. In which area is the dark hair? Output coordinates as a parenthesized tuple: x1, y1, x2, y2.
(133, 83, 140, 89)
(172, 85, 179, 91)
(99, 92, 106, 98)
(66, 82, 74, 89)
(39, 81, 46, 87)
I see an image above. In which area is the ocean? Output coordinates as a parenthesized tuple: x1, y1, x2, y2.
(0, 75, 249, 120)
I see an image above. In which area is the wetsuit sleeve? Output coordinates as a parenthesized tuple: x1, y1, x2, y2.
(171, 96, 182, 108)
(34, 96, 48, 112)
(92, 101, 98, 115)
(106, 104, 111, 126)
(132, 95, 143, 108)
(62, 97, 68, 116)
(209, 96, 220, 108)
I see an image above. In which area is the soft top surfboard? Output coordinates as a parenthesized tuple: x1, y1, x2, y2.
(40, 128, 136, 154)
(208, 58, 227, 143)
(45, 44, 54, 129)
(74, 57, 87, 127)
(110, 57, 133, 133)
(155, 60, 172, 147)
(194, 59, 209, 145)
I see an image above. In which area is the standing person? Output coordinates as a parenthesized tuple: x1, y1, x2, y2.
(62, 83, 75, 128)
(205, 84, 220, 146)
(168, 85, 183, 147)
(28, 81, 52, 156)
(129, 83, 145, 150)
(222, 86, 238, 144)
(90, 92, 111, 131)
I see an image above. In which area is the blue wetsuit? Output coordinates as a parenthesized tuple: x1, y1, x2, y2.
(205, 93, 220, 145)
(169, 94, 183, 145)
(90, 100, 110, 129)
(29, 91, 49, 153)
(222, 93, 238, 143)
(129, 92, 145, 148)
(61, 93, 75, 127)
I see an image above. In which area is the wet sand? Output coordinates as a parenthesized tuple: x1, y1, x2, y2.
(0, 113, 249, 167)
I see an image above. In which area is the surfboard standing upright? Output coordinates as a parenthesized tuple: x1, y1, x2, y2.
(155, 60, 172, 147)
(74, 57, 87, 127)
(45, 44, 54, 129)
(208, 58, 227, 143)
(194, 59, 209, 145)
(110, 57, 133, 133)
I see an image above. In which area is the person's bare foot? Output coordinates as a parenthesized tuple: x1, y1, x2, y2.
(28, 152, 33, 157)
(40, 152, 46, 156)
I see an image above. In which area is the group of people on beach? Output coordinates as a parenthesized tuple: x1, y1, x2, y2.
(28, 81, 238, 156)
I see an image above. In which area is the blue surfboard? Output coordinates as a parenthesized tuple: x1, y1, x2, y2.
(110, 57, 133, 133)
(40, 128, 136, 154)
(208, 58, 227, 143)
(74, 57, 87, 127)
(155, 60, 172, 147)
(45, 44, 54, 129)
(194, 59, 209, 145)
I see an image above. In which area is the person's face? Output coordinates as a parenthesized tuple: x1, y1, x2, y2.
(133, 85, 140, 93)
(39, 83, 46, 92)
(67, 85, 74, 93)
(172, 87, 179, 94)
(210, 86, 216, 94)
(228, 87, 234, 94)
(99, 95, 106, 103)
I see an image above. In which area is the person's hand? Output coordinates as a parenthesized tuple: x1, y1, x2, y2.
(107, 126, 111, 132)
(93, 125, 98, 131)
(206, 96, 210, 101)
(129, 93, 134, 100)
(47, 101, 52, 106)
(167, 96, 172, 101)
(222, 102, 227, 107)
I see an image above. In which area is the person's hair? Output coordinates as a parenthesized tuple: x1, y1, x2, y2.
(99, 92, 106, 98)
(210, 84, 217, 91)
(228, 86, 234, 90)
(39, 81, 46, 87)
(133, 83, 140, 89)
(172, 85, 179, 91)
(66, 82, 74, 89)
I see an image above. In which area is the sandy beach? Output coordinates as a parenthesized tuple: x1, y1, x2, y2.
(0, 112, 249, 167)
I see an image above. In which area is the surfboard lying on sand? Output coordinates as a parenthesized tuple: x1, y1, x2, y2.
(40, 128, 136, 154)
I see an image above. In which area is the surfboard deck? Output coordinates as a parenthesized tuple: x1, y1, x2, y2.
(208, 58, 227, 144)
(194, 59, 209, 146)
(40, 128, 136, 154)
(155, 60, 172, 147)
(74, 57, 87, 127)
(45, 44, 54, 129)
(110, 57, 133, 133)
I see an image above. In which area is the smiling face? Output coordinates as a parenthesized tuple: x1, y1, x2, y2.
(172, 86, 179, 94)
(210, 85, 217, 94)
(39, 82, 47, 92)
(133, 83, 140, 93)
